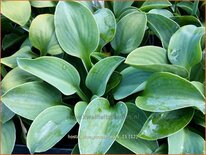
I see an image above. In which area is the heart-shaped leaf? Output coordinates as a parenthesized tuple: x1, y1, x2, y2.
(125, 46, 188, 77)
(94, 8, 116, 51)
(113, 1, 134, 17)
(1, 46, 37, 68)
(138, 108, 194, 140)
(27, 105, 76, 153)
(113, 67, 153, 100)
(2, 81, 62, 120)
(1, 120, 16, 154)
(147, 13, 179, 49)
(168, 25, 205, 70)
(111, 11, 147, 54)
(168, 128, 205, 154)
(140, 0, 172, 11)
(29, 14, 63, 56)
(1, 1, 31, 26)
(55, 1, 99, 70)
(148, 9, 173, 18)
(30, 1, 56, 8)
(136, 72, 205, 114)
(86, 56, 124, 96)
(79, 97, 127, 154)
(74, 101, 88, 124)
(17, 56, 88, 101)
(117, 103, 158, 154)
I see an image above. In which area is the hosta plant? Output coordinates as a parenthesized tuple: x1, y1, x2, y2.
(1, 0, 205, 154)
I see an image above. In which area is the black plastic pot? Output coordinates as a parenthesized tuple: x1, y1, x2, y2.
(13, 145, 72, 154)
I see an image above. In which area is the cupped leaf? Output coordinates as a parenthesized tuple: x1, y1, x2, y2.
(0, 104, 15, 123)
(136, 72, 205, 114)
(138, 108, 194, 140)
(1, 46, 37, 68)
(27, 105, 76, 153)
(86, 56, 124, 96)
(111, 11, 147, 54)
(171, 16, 202, 27)
(79, 97, 127, 154)
(2, 81, 62, 120)
(168, 25, 205, 70)
(125, 46, 188, 77)
(147, 13, 179, 49)
(117, 6, 138, 21)
(55, 1, 99, 70)
(117, 103, 158, 154)
(94, 8, 116, 51)
(148, 9, 173, 18)
(113, 1, 134, 17)
(1, 67, 40, 94)
(140, 0, 172, 11)
(113, 67, 153, 100)
(74, 101, 88, 124)
(1, 1, 31, 26)
(1, 120, 16, 154)
(29, 14, 63, 56)
(168, 128, 205, 154)
(191, 81, 204, 97)
(30, 1, 56, 8)
(17, 56, 81, 96)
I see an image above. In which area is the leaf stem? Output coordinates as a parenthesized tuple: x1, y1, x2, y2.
(76, 87, 89, 102)
(82, 56, 92, 72)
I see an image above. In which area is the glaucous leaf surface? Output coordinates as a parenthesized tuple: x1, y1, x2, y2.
(168, 25, 205, 70)
(1, 46, 37, 68)
(55, 1, 99, 70)
(2, 81, 62, 120)
(17, 56, 81, 96)
(147, 13, 179, 49)
(191, 81, 205, 97)
(79, 97, 127, 154)
(94, 8, 116, 51)
(105, 71, 122, 94)
(117, 6, 138, 21)
(136, 72, 205, 114)
(1, 1, 31, 26)
(86, 56, 124, 96)
(30, 1, 56, 8)
(111, 11, 147, 54)
(113, 67, 153, 100)
(27, 106, 76, 153)
(140, 0, 172, 11)
(148, 9, 173, 18)
(1, 120, 16, 154)
(125, 46, 188, 77)
(29, 14, 63, 56)
(74, 101, 88, 124)
(138, 108, 194, 140)
(117, 103, 158, 153)
(171, 16, 202, 27)
(113, 1, 134, 17)
(168, 128, 205, 154)
(1, 67, 40, 94)
(0, 104, 15, 123)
